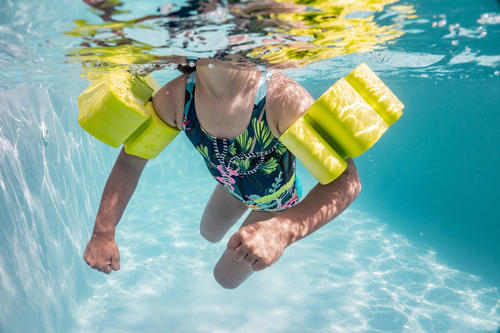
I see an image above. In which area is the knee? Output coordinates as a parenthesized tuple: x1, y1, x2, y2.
(213, 266, 240, 289)
(212, 250, 254, 289)
(200, 224, 223, 243)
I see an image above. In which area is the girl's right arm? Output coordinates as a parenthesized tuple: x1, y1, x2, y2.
(83, 149, 148, 274)
(83, 74, 188, 274)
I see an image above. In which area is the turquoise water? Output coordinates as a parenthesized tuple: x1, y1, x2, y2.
(1, 0, 500, 332)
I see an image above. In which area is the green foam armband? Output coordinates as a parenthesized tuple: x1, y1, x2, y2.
(280, 63, 404, 184)
(77, 71, 180, 159)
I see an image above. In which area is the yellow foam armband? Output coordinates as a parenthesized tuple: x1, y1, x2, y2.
(77, 71, 180, 159)
(279, 63, 404, 184)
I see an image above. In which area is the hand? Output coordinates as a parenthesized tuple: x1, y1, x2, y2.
(227, 219, 290, 271)
(83, 233, 120, 274)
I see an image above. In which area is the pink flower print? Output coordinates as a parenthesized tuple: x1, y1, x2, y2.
(277, 195, 298, 210)
(182, 117, 191, 131)
(215, 165, 239, 191)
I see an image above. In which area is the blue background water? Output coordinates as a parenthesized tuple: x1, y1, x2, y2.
(1, 0, 499, 332)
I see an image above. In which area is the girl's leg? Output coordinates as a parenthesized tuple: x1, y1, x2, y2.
(200, 184, 248, 243)
(213, 210, 276, 289)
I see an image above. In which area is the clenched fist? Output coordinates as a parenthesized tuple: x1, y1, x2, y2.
(83, 233, 120, 274)
(227, 220, 290, 271)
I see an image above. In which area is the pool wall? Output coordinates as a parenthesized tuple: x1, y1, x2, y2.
(0, 84, 109, 332)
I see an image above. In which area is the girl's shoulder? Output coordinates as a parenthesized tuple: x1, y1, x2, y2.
(265, 71, 315, 138)
(152, 74, 190, 130)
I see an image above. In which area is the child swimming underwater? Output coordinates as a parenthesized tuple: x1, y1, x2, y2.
(83, 58, 362, 288)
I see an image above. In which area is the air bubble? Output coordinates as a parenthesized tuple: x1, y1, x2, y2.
(208, 63, 214, 69)
(451, 40, 459, 46)
(494, 71, 499, 76)
(438, 19, 447, 27)
(189, 62, 195, 68)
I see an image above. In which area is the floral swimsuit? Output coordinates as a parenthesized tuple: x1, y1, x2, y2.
(182, 71, 302, 211)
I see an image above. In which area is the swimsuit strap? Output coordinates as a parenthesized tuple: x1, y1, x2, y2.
(253, 71, 271, 106)
(248, 71, 273, 130)
(183, 71, 197, 121)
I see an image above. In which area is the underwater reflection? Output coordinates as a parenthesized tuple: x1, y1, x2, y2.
(67, 0, 416, 72)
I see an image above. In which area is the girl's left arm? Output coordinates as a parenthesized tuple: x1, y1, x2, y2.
(276, 158, 361, 246)
(265, 72, 363, 244)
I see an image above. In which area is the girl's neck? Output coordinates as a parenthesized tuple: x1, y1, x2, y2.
(196, 60, 261, 102)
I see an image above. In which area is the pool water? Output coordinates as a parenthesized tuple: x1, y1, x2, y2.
(1, 0, 499, 332)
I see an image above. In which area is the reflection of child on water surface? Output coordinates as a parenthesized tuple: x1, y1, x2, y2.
(83, 58, 362, 288)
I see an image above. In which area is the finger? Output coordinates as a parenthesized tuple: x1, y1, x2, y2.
(97, 263, 112, 274)
(111, 256, 120, 271)
(227, 233, 242, 251)
(83, 250, 92, 263)
(232, 246, 247, 262)
(252, 260, 269, 271)
(103, 264, 112, 274)
(243, 253, 257, 266)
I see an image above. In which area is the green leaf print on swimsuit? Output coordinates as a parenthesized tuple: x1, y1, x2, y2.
(252, 118, 274, 149)
(236, 129, 252, 153)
